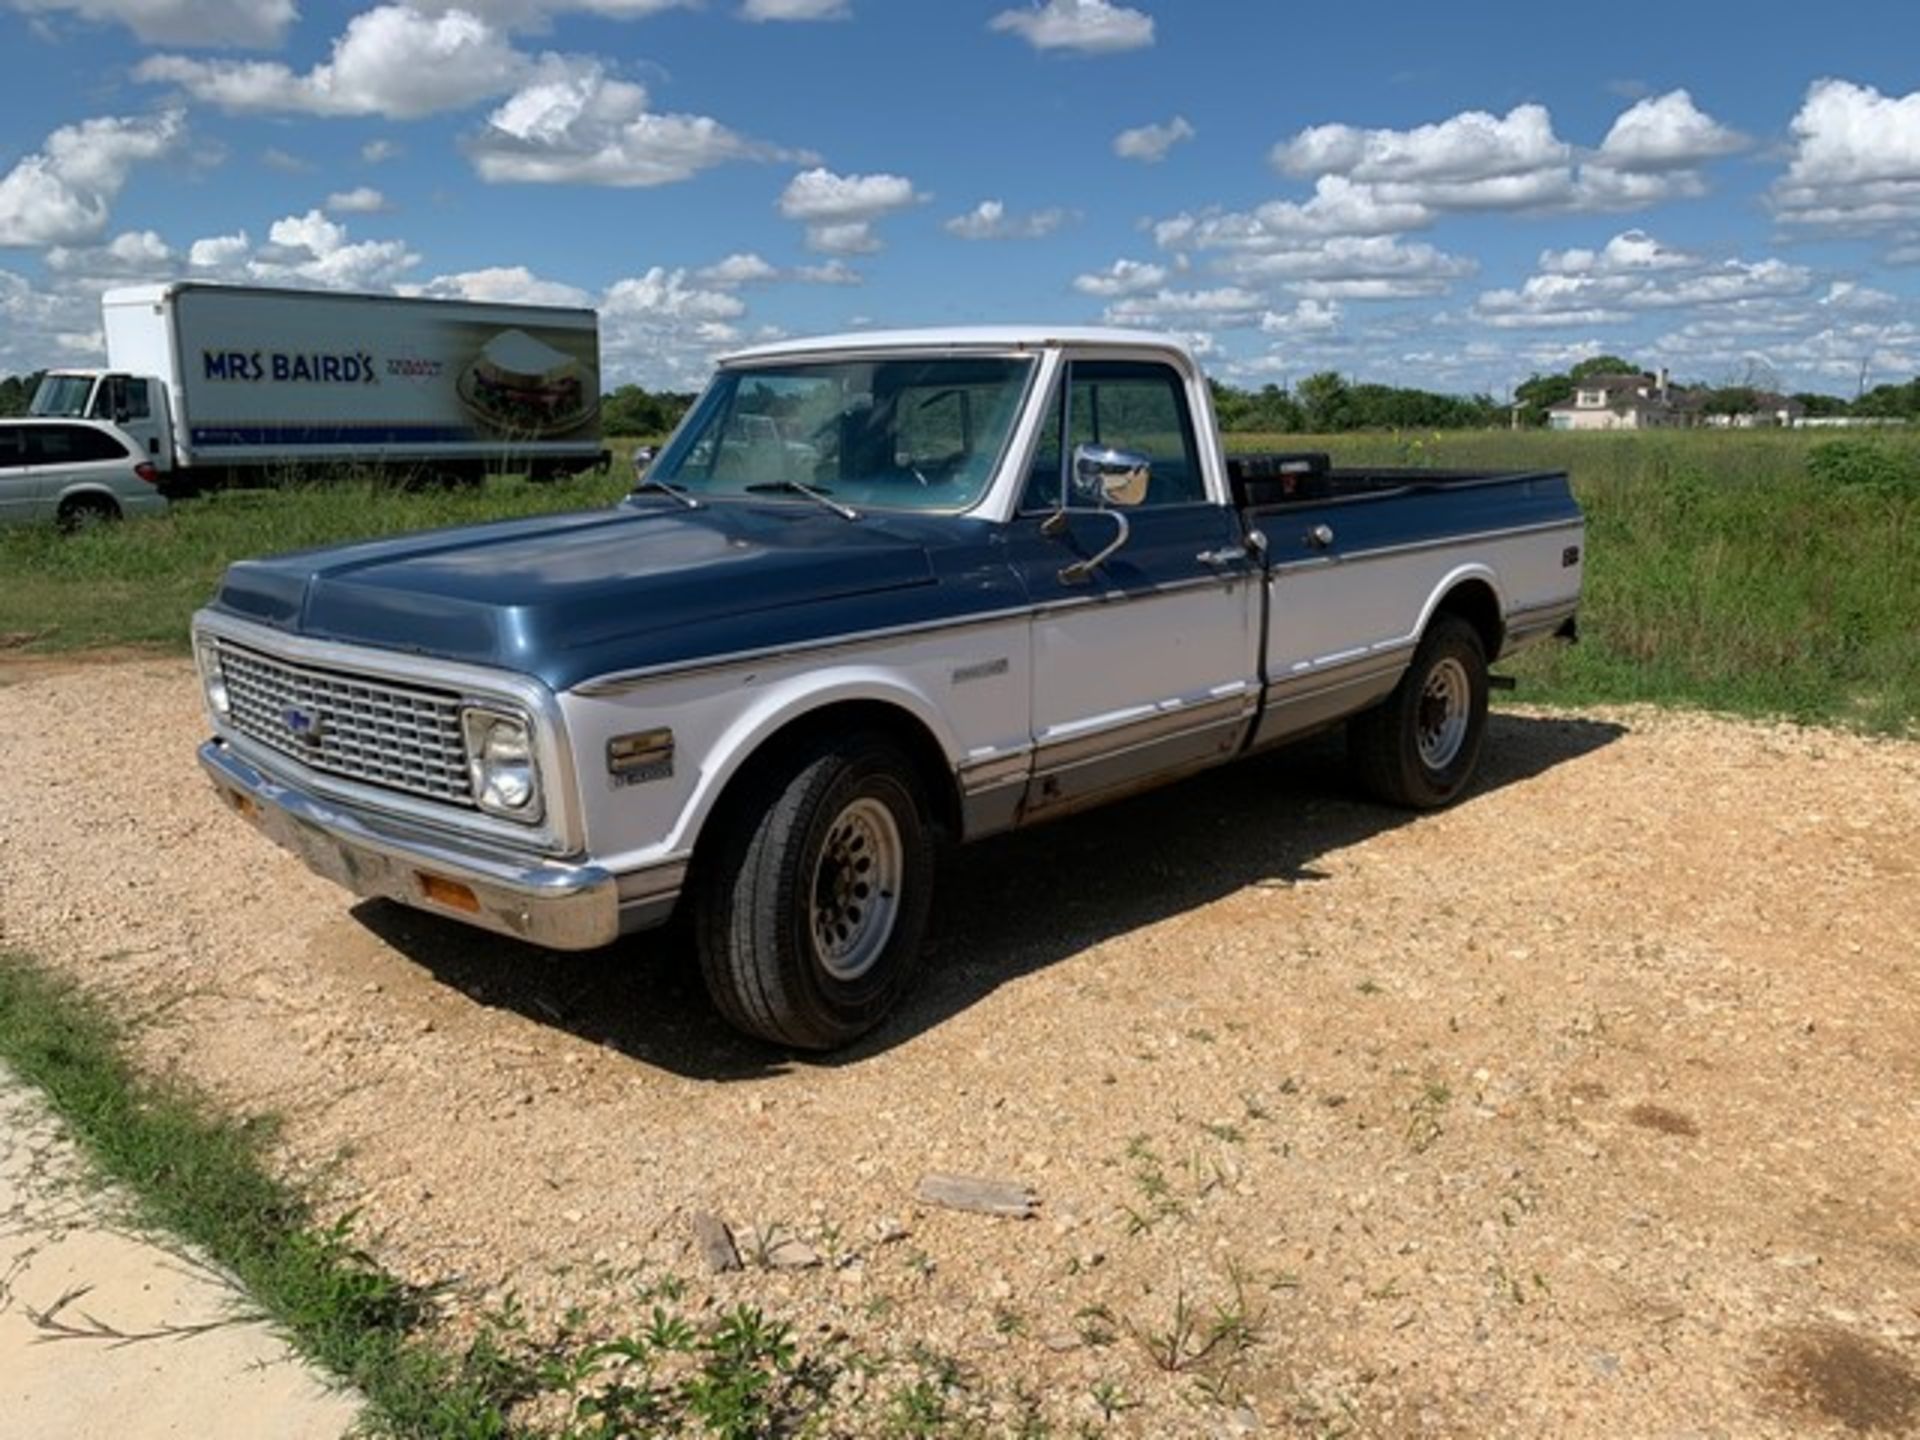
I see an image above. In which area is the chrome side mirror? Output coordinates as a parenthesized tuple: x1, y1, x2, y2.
(1072, 443, 1151, 508)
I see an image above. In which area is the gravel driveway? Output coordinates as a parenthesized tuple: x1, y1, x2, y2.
(2, 656, 1916, 1437)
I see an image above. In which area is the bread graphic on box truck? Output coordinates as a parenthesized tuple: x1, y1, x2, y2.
(458, 328, 596, 438)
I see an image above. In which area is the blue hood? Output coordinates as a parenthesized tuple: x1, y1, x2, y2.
(208, 499, 978, 689)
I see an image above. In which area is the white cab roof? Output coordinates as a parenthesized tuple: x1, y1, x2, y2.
(719, 325, 1195, 365)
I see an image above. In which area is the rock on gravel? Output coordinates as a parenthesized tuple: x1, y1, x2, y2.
(3, 656, 1919, 1437)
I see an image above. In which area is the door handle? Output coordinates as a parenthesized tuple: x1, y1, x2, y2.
(1196, 546, 1245, 567)
(1305, 523, 1334, 550)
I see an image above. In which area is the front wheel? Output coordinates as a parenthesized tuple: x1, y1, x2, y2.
(693, 733, 936, 1050)
(1349, 614, 1490, 809)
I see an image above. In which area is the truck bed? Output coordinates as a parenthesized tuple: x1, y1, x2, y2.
(1227, 451, 1559, 511)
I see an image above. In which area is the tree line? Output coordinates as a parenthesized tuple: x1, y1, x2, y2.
(0, 372, 44, 417)
(9, 367, 1916, 432)
(1210, 374, 1504, 433)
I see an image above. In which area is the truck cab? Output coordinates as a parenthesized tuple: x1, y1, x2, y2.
(31, 371, 175, 474)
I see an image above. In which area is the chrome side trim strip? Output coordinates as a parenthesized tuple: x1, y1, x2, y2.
(957, 750, 1033, 794)
(1505, 598, 1580, 630)
(1269, 517, 1583, 573)
(1033, 694, 1252, 776)
(1265, 645, 1410, 701)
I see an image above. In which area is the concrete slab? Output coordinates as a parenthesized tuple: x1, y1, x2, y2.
(0, 1064, 362, 1439)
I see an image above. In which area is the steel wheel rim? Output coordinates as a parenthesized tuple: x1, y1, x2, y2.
(809, 796, 903, 982)
(1417, 657, 1471, 770)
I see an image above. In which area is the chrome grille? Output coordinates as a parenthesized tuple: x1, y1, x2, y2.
(216, 642, 474, 807)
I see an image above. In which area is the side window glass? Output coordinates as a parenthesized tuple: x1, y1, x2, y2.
(1021, 360, 1207, 512)
(1071, 362, 1204, 507)
(28, 428, 78, 464)
(0, 428, 24, 469)
(123, 379, 151, 420)
(75, 427, 132, 462)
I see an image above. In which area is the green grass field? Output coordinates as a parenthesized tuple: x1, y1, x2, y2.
(2, 429, 1915, 734)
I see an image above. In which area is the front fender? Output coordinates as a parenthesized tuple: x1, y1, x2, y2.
(556, 641, 1029, 879)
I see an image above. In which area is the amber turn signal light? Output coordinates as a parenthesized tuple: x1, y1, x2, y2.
(416, 872, 481, 913)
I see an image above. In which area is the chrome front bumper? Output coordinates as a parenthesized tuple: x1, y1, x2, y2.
(199, 740, 680, 950)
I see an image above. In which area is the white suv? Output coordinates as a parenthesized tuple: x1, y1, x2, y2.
(0, 418, 169, 530)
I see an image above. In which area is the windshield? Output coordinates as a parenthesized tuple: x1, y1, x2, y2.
(648, 355, 1035, 512)
(29, 374, 96, 418)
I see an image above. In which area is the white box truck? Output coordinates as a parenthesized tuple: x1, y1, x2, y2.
(30, 283, 607, 491)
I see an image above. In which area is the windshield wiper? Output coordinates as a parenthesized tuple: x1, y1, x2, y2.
(745, 479, 859, 521)
(630, 476, 702, 510)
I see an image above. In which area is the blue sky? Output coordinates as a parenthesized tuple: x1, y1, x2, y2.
(2, 0, 1918, 395)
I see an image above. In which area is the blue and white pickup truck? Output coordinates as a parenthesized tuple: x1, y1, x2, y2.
(194, 327, 1583, 1048)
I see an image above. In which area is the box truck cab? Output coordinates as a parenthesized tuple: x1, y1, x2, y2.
(33, 283, 607, 493)
(30, 370, 176, 472)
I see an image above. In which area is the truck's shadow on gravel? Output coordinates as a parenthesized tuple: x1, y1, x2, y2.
(354, 711, 1624, 1079)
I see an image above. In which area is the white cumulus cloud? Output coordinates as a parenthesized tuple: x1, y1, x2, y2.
(0, 110, 186, 249)
(778, 166, 925, 253)
(1102, 286, 1267, 329)
(1474, 248, 1812, 329)
(44, 228, 176, 277)
(1772, 78, 1920, 229)
(990, 0, 1153, 53)
(1539, 229, 1696, 275)
(1260, 298, 1342, 335)
(1596, 89, 1747, 171)
(186, 209, 419, 290)
(326, 186, 390, 214)
(1071, 258, 1168, 296)
(693, 251, 863, 286)
(740, 0, 849, 18)
(1266, 93, 1743, 219)
(1113, 115, 1193, 163)
(136, 6, 528, 119)
(1273, 103, 1568, 186)
(600, 265, 751, 386)
(944, 199, 1071, 240)
(469, 60, 794, 186)
(405, 265, 593, 306)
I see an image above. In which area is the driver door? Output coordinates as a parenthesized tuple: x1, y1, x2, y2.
(1007, 358, 1260, 817)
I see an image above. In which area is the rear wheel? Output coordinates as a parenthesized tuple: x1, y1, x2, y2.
(1349, 614, 1489, 809)
(693, 733, 936, 1050)
(56, 493, 120, 533)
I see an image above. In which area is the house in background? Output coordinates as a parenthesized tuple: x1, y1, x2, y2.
(1545, 370, 1810, 429)
(1546, 370, 1678, 430)
(1678, 390, 1808, 428)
